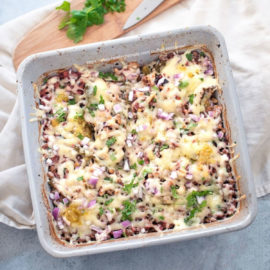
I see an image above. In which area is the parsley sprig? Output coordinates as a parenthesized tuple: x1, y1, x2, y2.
(56, 0, 126, 43)
(121, 200, 136, 221)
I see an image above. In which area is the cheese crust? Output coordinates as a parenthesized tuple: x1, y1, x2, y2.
(35, 47, 238, 245)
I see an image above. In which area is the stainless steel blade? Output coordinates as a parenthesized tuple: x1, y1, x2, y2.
(123, 0, 165, 30)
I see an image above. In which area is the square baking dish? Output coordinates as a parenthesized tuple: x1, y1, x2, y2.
(17, 26, 257, 257)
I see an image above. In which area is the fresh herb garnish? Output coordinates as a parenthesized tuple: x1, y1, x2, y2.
(110, 153, 117, 161)
(138, 159, 144, 165)
(93, 85, 97, 96)
(74, 111, 84, 119)
(43, 77, 48, 84)
(189, 94, 194, 104)
(123, 177, 138, 194)
(184, 190, 213, 224)
(77, 133, 84, 140)
(56, 0, 126, 43)
(55, 108, 66, 122)
(160, 144, 169, 151)
(159, 215, 165, 220)
(152, 86, 159, 91)
(68, 99, 76, 105)
(99, 71, 118, 81)
(77, 176, 84, 181)
(106, 137, 116, 147)
(105, 198, 114, 205)
(130, 163, 137, 170)
(200, 77, 204, 81)
(131, 129, 137, 135)
(178, 81, 189, 89)
(200, 51, 206, 57)
(171, 185, 179, 199)
(104, 176, 113, 182)
(186, 53, 193, 61)
(99, 206, 104, 215)
(99, 95, 105, 104)
(121, 200, 136, 221)
(142, 168, 152, 178)
(187, 122, 198, 129)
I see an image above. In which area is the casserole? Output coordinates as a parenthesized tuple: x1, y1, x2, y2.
(17, 26, 257, 257)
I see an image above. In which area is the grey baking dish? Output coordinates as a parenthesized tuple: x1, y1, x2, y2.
(17, 26, 257, 257)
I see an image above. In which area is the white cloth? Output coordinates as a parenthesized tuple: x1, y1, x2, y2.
(0, 0, 269, 229)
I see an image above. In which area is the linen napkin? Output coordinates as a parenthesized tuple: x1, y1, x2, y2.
(0, 0, 269, 229)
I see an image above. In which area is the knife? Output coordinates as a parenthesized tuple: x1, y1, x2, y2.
(123, 0, 165, 30)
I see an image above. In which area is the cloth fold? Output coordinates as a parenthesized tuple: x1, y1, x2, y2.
(0, 0, 269, 229)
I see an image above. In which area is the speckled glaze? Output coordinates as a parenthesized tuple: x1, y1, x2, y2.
(17, 26, 257, 257)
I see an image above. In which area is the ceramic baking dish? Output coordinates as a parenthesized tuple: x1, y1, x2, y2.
(17, 26, 257, 257)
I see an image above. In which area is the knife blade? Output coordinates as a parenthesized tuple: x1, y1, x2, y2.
(123, 0, 165, 30)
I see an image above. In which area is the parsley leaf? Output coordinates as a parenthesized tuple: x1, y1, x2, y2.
(178, 81, 189, 89)
(99, 206, 104, 215)
(186, 53, 193, 61)
(130, 163, 137, 170)
(74, 111, 84, 119)
(56, 1, 70, 11)
(160, 144, 169, 151)
(105, 198, 114, 205)
(110, 153, 117, 161)
(106, 137, 116, 147)
(171, 185, 179, 199)
(200, 51, 206, 57)
(68, 99, 76, 105)
(189, 94, 194, 104)
(93, 85, 97, 96)
(131, 129, 137, 135)
(121, 200, 136, 221)
(77, 176, 84, 181)
(123, 178, 138, 194)
(159, 215, 165, 220)
(104, 176, 113, 182)
(99, 95, 105, 104)
(137, 159, 144, 165)
(99, 71, 118, 81)
(54, 108, 66, 122)
(77, 133, 84, 140)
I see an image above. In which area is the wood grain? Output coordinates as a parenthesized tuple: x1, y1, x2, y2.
(13, 0, 180, 70)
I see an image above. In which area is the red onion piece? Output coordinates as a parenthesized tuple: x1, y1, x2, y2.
(54, 191, 60, 200)
(91, 225, 103, 234)
(88, 200, 96, 208)
(113, 104, 122, 114)
(52, 207, 59, 220)
(112, 229, 123, 239)
(157, 77, 165, 86)
(63, 198, 69, 205)
(157, 108, 174, 120)
(88, 177, 98, 186)
(121, 220, 131, 228)
(190, 114, 200, 122)
(49, 193, 55, 200)
(173, 73, 184, 80)
(218, 131, 224, 139)
(185, 173, 193, 180)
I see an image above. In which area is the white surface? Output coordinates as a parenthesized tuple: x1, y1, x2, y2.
(0, 0, 269, 230)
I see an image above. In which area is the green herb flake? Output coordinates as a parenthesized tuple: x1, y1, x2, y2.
(138, 159, 144, 165)
(99, 207, 104, 215)
(186, 53, 193, 61)
(159, 215, 165, 220)
(189, 94, 195, 104)
(77, 176, 84, 181)
(99, 71, 118, 81)
(121, 200, 136, 221)
(160, 144, 169, 151)
(68, 99, 76, 105)
(106, 137, 117, 147)
(200, 51, 206, 57)
(131, 129, 137, 135)
(104, 176, 113, 183)
(130, 163, 137, 170)
(123, 178, 138, 194)
(43, 77, 48, 84)
(93, 85, 97, 96)
(136, 16, 141, 20)
(99, 95, 105, 104)
(200, 77, 204, 81)
(152, 86, 159, 91)
(56, 0, 70, 12)
(55, 108, 66, 122)
(110, 153, 117, 161)
(171, 185, 179, 199)
(178, 81, 189, 89)
(142, 168, 152, 178)
(105, 198, 114, 206)
(74, 111, 84, 120)
(77, 133, 84, 140)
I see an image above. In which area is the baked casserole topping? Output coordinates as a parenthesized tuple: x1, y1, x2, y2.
(35, 48, 238, 244)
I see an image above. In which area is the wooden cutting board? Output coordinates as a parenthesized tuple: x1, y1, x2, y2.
(13, 0, 180, 69)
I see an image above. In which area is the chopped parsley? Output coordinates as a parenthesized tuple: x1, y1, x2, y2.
(160, 144, 169, 151)
(159, 215, 165, 221)
(189, 94, 194, 104)
(68, 99, 76, 105)
(152, 86, 159, 91)
(200, 51, 206, 57)
(88, 103, 98, 117)
(178, 81, 189, 89)
(77, 133, 84, 140)
(99, 71, 118, 81)
(131, 129, 138, 135)
(137, 159, 144, 165)
(106, 137, 117, 147)
(43, 77, 48, 84)
(123, 177, 138, 194)
(200, 77, 204, 81)
(186, 53, 193, 61)
(184, 190, 213, 224)
(187, 122, 198, 129)
(171, 185, 179, 199)
(110, 153, 117, 161)
(105, 198, 114, 206)
(130, 163, 137, 170)
(74, 111, 84, 119)
(93, 85, 97, 96)
(121, 200, 136, 221)
(77, 176, 84, 181)
(104, 176, 113, 183)
(142, 168, 152, 178)
(99, 95, 105, 104)
(54, 108, 66, 122)
(99, 207, 104, 215)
